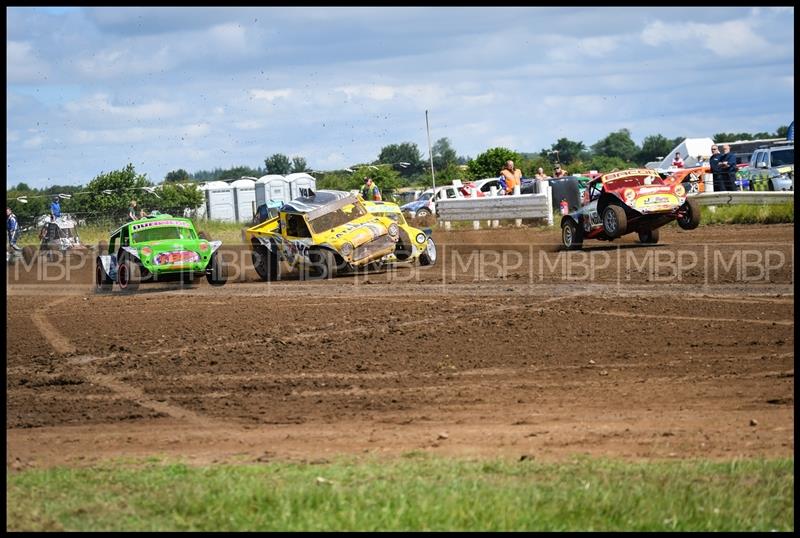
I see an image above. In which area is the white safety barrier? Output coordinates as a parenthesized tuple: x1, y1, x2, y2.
(689, 191, 794, 206)
(436, 185, 553, 229)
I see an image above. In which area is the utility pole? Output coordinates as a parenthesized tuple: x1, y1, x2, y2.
(425, 110, 436, 192)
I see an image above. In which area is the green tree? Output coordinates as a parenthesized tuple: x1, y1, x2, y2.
(432, 137, 458, 171)
(377, 142, 424, 178)
(467, 147, 521, 180)
(83, 163, 155, 222)
(264, 154, 292, 175)
(637, 134, 676, 164)
(291, 157, 308, 173)
(584, 155, 635, 174)
(776, 125, 789, 138)
(164, 169, 190, 183)
(540, 138, 589, 165)
(591, 129, 639, 162)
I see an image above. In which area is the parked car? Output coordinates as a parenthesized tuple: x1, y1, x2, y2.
(95, 214, 227, 292)
(744, 144, 794, 191)
(560, 168, 700, 250)
(245, 190, 402, 280)
(400, 185, 464, 218)
(363, 200, 437, 266)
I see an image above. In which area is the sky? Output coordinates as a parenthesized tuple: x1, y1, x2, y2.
(6, 6, 795, 189)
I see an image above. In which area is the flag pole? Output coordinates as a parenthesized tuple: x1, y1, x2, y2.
(425, 110, 436, 192)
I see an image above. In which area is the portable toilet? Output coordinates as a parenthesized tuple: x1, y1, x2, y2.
(194, 183, 209, 219)
(285, 172, 317, 199)
(231, 177, 257, 223)
(255, 175, 290, 208)
(204, 180, 236, 222)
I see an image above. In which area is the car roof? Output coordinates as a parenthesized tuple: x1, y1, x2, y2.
(281, 190, 356, 213)
(110, 214, 190, 236)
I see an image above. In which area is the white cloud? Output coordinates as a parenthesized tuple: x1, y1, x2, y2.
(7, 41, 49, 83)
(64, 93, 180, 120)
(641, 19, 770, 58)
(23, 135, 44, 149)
(250, 89, 292, 101)
(462, 93, 496, 106)
(234, 120, 265, 130)
(75, 45, 174, 79)
(548, 35, 620, 61)
(336, 84, 396, 101)
(7, 129, 20, 143)
(208, 22, 249, 54)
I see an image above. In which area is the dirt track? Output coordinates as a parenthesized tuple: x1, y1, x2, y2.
(6, 224, 794, 469)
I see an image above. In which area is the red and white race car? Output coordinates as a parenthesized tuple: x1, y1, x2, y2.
(561, 168, 701, 250)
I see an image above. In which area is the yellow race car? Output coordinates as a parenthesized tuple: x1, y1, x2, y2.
(363, 200, 437, 267)
(245, 190, 403, 280)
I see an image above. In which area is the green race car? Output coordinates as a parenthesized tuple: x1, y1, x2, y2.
(95, 215, 227, 292)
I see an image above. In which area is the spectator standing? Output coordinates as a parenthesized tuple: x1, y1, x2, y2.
(128, 200, 138, 220)
(553, 164, 568, 178)
(50, 196, 61, 219)
(672, 152, 685, 168)
(534, 167, 551, 180)
(708, 144, 725, 191)
(500, 160, 522, 194)
(7, 207, 21, 251)
(719, 144, 738, 191)
(360, 177, 382, 201)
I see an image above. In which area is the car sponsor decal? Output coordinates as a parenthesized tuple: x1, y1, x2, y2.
(154, 250, 200, 266)
(131, 219, 192, 231)
(634, 194, 678, 210)
(602, 168, 659, 182)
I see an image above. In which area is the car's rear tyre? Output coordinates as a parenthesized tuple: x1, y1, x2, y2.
(303, 249, 336, 280)
(206, 252, 228, 286)
(602, 205, 627, 238)
(117, 257, 140, 292)
(95, 260, 113, 293)
(419, 236, 437, 266)
(561, 219, 583, 250)
(416, 208, 431, 218)
(677, 198, 701, 230)
(637, 228, 660, 244)
(252, 244, 278, 281)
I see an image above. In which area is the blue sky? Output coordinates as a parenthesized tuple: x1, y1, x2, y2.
(6, 6, 795, 188)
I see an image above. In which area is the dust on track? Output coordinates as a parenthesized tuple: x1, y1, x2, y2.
(6, 224, 794, 468)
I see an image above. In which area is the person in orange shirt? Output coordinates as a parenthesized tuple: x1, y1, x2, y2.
(500, 160, 522, 194)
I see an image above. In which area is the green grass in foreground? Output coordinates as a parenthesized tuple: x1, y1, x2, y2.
(699, 202, 794, 225)
(6, 456, 793, 531)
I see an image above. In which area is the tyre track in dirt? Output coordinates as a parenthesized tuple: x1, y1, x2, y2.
(30, 298, 235, 430)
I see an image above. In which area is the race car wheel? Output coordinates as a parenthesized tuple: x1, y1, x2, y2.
(95, 260, 113, 293)
(676, 198, 701, 230)
(117, 256, 140, 292)
(21, 246, 36, 264)
(561, 220, 583, 250)
(419, 237, 437, 266)
(416, 208, 432, 218)
(252, 245, 278, 281)
(206, 252, 228, 286)
(303, 249, 336, 280)
(602, 205, 627, 239)
(637, 228, 660, 244)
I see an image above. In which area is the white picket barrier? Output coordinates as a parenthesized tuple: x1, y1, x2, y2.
(436, 185, 553, 228)
(689, 191, 794, 206)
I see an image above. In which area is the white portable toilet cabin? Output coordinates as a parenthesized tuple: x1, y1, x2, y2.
(231, 177, 257, 223)
(204, 180, 236, 222)
(255, 175, 290, 208)
(285, 172, 317, 199)
(194, 183, 209, 219)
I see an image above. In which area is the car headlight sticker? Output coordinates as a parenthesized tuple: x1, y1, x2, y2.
(341, 242, 354, 257)
(388, 223, 399, 237)
(416, 232, 426, 244)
